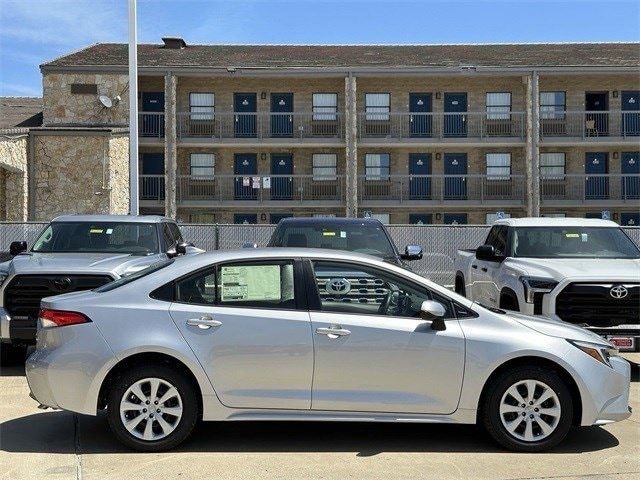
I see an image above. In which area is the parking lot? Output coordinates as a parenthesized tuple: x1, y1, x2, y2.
(0, 356, 637, 480)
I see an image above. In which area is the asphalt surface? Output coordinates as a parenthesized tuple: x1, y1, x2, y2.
(0, 353, 638, 480)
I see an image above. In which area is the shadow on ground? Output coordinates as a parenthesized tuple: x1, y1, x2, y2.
(0, 410, 620, 456)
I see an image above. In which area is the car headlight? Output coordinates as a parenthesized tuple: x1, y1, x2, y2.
(568, 340, 618, 368)
(520, 276, 558, 303)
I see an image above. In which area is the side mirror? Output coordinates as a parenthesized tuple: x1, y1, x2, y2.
(401, 244, 423, 260)
(9, 241, 27, 256)
(420, 300, 447, 331)
(476, 244, 497, 262)
(176, 242, 190, 255)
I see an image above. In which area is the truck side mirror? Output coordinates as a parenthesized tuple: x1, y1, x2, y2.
(476, 244, 497, 261)
(401, 244, 423, 260)
(9, 241, 27, 256)
(175, 242, 190, 255)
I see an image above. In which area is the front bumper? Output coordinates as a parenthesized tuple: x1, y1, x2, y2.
(586, 356, 632, 426)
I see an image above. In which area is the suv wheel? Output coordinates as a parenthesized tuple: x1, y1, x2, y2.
(107, 364, 198, 451)
(482, 366, 573, 452)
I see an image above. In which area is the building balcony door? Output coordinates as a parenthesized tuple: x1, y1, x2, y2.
(409, 93, 432, 137)
(444, 153, 467, 200)
(271, 153, 293, 200)
(585, 152, 609, 199)
(585, 92, 608, 136)
(622, 152, 640, 199)
(409, 153, 432, 199)
(271, 93, 293, 138)
(234, 93, 257, 137)
(141, 153, 165, 200)
(141, 92, 165, 137)
(234, 154, 257, 200)
(622, 91, 640, 136)
(444, 93, 467, 137)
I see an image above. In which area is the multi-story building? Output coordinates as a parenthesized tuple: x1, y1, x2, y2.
(1, 39, 639, 224)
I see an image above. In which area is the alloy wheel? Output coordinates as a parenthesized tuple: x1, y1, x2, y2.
(499, 379, 561, 442)
(119, 377, 183, 441)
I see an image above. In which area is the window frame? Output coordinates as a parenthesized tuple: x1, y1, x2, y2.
(540, 152, 566, 180)
(540, 91, 566, 120)
(485, 152, 512, 181)
(189, 153, 215, 177)
(365, 153, 391, 181)
(365, 93, 391, 121)
(312, 93, 338, 121)
(304, 259, 475, 319)
(312, 153, 338, 181)
(486, 92, 512, 120)
(189, 92, 215, 121)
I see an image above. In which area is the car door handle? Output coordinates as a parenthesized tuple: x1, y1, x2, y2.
(186, 316, 222, 329)
(316, 326, 351, 339)
(471, 264, 478, 269)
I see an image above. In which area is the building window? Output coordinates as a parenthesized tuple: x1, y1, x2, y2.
(540, 92, 566, 119)
(365, 153, 390, 180)
(486, 92, 511, 120)
(190, 92, 215, 120)
(540, 152, 566, 179)
(313, 93, 338, 120)
(365, 93, 390, 121)
(486, 153, 511, 180)
(312, 153, 337, 180)
(485, 212, 511, 224)
(190, 153, 215, 177)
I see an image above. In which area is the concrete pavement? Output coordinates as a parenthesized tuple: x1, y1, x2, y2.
(1, 358, 639, 480)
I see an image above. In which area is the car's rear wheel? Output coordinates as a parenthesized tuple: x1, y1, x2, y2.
(482, 366, 573, 452)
(107, 364, 198, 451)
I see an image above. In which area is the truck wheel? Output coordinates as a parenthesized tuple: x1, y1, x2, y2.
(107, 364, 199, 451)
(482, 366, 573, 452)
(455, 275, 466, 296)
(500, 290, 519, 311)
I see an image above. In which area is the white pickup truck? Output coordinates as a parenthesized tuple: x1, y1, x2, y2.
(455, 218, 640, 359)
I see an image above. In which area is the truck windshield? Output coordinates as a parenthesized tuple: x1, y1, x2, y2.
(512, 227, 640, 259)
(270, 224, 396, 259)
(32, 222, 159, 255)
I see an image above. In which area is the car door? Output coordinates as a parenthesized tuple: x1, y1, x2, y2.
(472, 225, 509, 306)
(307, 259, 466, 414)
(169, 259, 314, 410)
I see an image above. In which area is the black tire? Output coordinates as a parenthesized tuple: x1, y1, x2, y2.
(106, 364, 199, 451)
(482, 366, 573, 452)
(499, 290, 520, 311)
(455, 274, 466, 297)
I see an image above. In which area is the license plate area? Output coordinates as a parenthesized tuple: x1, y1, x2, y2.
(606, 336, 635, 351)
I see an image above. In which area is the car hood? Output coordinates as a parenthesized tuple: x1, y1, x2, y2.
(508, 311, 612, 345)
(504, 257, 640, 281)
(5, 252, 167, 278)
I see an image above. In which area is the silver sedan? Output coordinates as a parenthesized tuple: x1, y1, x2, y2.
(25, 249, 631, 452)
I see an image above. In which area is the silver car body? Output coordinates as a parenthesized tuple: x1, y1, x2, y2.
(26, 248, 631, 427)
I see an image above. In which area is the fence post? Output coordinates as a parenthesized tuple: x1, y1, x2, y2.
(214, 224, 220, 250)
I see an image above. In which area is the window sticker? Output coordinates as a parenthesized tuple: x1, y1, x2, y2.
(565, 233, 579, 238)
(581, 233, 588, 242)
(106, 228, 113, 235)
(89, 228, 104, 234)
(322, 231, 336, 236)
(340, 231, 347, 238)
(220, 265, 281, 302)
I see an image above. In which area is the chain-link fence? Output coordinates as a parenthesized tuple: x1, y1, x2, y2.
(1, 222, 639, 287)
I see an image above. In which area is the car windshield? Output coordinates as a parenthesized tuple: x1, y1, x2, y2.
(94, 260, 174, 292)
(270, 223, 397, 259)
(512, 227, 640, 259)
(32, 222, 159, 255)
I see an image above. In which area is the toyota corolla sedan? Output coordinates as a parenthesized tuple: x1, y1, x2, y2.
(25, 249, 631, 452)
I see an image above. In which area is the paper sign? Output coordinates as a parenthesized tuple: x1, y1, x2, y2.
(220, 265, 281, 302)
(243, 177, 250, 187)
(262, 177, 271, 189)
(252, 177, 260, 189)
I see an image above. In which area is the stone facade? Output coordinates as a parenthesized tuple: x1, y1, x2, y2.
(43, 73, 129, 126)
(0, 134, 29, 221)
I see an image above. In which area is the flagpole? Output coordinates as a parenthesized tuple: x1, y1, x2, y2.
(128, 0, 139, 215)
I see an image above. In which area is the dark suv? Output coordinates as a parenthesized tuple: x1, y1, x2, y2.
(267, 217, 422, 268)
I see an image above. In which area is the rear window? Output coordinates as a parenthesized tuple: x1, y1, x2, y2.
(270, 223, 396, 259)
(94, 260, 174, 292)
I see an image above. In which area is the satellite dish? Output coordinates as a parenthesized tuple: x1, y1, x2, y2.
(99, 95, 113, 108)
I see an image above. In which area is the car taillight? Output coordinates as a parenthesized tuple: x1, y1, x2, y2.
(38, 309, 91, 328)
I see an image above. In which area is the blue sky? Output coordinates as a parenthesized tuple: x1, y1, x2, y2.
(1, 0, 639, 97)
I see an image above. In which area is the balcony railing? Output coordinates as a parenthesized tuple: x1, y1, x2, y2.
(149, 175, 348, 203)
(139, 175, 165, 202)
(139, 112, 165, 138)
(540, 174, 640, 202)
(358, 174, 526, 203)
(176, 112, 344, 140)
(357, 112, 525, 139)
(540, 111, 640, 138)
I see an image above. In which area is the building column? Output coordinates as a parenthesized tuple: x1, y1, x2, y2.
(525, 71, 541, 217)
(164, 72, 178, 219)
(345, 74, 358, 217)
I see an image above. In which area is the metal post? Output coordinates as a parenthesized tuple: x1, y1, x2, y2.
(128, 0, 139, 215)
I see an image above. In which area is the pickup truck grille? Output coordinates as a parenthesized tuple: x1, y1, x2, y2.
(555, 283, 640, 327)
(4, 274, 112, 341)
(316, 275, 389, 305)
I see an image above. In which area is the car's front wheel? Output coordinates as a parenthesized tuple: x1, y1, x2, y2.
(106, 364, 199, 451)
(482, 366, 573, 452)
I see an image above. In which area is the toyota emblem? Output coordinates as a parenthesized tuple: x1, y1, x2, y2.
(609, 285, 628, 299)
(53, 277, 72, 291)
(325, 278, 351, 295)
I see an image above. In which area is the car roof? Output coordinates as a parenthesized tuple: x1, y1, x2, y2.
(494, 217, 620, 228)
(51, 214, 173, 224)
(276, 217, 384, 227)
